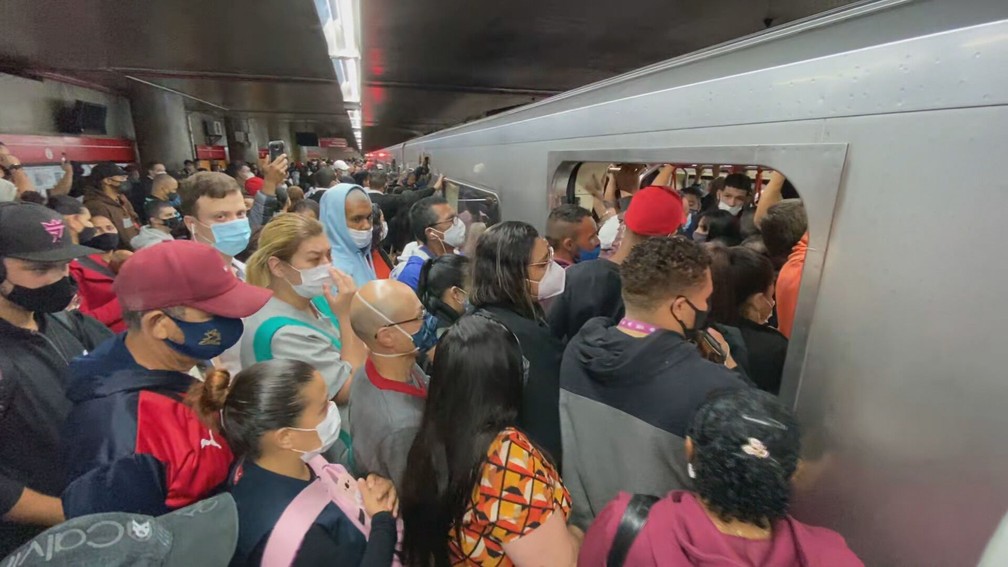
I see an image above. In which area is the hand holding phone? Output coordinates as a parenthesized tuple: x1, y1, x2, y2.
(268, 140, 285, 162)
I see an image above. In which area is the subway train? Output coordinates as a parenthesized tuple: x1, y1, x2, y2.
(378, 0, 1008, 564)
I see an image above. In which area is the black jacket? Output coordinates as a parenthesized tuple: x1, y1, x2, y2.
(736, 319, 789, 394)
(547, 259, 624, 343)
(477, 305, 565, 467)
(369, 187, 437, 253)
(0, 311, 112, 556)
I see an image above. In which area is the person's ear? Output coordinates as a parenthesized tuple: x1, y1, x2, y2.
(146, 311, 175, 341)
(273, 428, 296, 451)
(183, 215, 198, 235)
(684, 436, 695, 462)
(267, 256, 286, 280)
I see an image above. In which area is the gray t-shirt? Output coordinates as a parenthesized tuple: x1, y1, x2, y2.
(349, 360, 428, 488)
(238, 296, 352, 403)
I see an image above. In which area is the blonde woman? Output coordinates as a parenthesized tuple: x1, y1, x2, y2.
(241, 213, 366, 429)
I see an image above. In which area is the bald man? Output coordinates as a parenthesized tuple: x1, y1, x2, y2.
(348, 279, 428, 488)
(143, 174, 181, 223)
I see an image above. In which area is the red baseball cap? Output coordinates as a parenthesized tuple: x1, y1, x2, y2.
(624, 186, 687, 236)
(113, 240, 271, 318)
(244, 177, 264, 196)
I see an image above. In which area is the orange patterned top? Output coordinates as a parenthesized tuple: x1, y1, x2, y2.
(449, 428, 571, 566)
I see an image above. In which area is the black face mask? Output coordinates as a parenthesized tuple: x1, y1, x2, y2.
(77, 227, 97, 244)
(3, 276, 78, 313)
(81, 231, 120, 252)
(673, 297, 709, 339)
(162, 215, 183, 231)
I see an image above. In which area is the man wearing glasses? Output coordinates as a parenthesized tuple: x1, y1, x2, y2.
(347, 279, 430, 489)
(392, 196, 465, 291)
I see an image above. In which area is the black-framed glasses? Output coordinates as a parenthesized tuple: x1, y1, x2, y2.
(426, 214, 458, 229)
(381, 308, 428, 329)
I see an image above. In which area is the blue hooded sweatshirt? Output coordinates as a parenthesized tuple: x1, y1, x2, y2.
(320, 184, 377, 287)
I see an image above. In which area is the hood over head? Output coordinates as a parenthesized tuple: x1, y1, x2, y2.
(320, 183, 377, 286)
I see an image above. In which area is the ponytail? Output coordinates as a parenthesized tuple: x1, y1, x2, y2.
(187, 369, 231, 432)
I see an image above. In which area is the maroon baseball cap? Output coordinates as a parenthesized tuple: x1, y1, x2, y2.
(113, 240, 271, 318)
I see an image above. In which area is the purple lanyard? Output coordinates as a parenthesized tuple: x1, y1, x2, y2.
(618, 318, 658, 335)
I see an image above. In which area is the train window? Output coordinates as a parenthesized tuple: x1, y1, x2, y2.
(553, 159, 805, 399)
(443, 178, 501, 228)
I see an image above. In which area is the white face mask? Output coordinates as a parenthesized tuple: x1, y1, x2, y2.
(718, 200, 743, 216)
(380, 221, 389, 242)
(348, 227, 373, 249)
(286, 401, 341, 463)
(529, 261, 566, 300)
(286, 262, 332, 299)
(432, 217, 466, 249)
(598, 216, 621, 250)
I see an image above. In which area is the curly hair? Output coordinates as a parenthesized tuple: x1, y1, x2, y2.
(688, 389, 801, 528)
(620, 236, 711, 311)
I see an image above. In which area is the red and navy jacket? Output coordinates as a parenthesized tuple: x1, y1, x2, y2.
(60, 334, 233, 518)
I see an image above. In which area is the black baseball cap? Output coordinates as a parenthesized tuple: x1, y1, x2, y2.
(91, 161, 128, 182)
(0, 201, 99, 262)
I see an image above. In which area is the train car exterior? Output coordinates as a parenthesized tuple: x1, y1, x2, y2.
(379, 0, 1008, 564)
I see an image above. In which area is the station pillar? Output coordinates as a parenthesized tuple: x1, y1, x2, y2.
(130, 87, 192, 172)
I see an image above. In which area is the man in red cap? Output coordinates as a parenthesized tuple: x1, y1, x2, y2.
(547, 182, 686, 343)
(59, 240, 272, 518)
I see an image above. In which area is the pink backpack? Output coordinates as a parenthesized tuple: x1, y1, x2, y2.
(262, 455, 404, 566)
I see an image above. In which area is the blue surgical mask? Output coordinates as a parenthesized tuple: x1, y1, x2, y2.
(168, 193, 181, 208)
(577, 245, 601, 263)
(195, 218, 251, 257)
(412, 313, 440, 352)
(163, 313, 244, 360)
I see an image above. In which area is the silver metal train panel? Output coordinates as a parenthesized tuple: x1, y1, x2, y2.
(381, 1, 1008, 563)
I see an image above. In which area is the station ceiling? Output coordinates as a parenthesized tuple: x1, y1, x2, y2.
(0, 0, 860, 153)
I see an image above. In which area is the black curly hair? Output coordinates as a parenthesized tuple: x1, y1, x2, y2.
(620, 236, 711, 311)
(688, 388, 801, 528)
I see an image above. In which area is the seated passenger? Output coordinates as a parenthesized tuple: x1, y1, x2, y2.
(709, 247, 788, 394)
(470, 221, 567, 464)
(348, 280, 429, 487)
(692, 209, 742, 247)
(179, 171, 253, 278)
(759, 199, 808, 338)
(559, 237, 747, 529)
(417, 254, 470, 337)
(60, 241, 271, 518)
(546, 204, 600, 269)
(579, 389, 864, 567)
(0, 202, 112, 556)
(401, 315, 580, 566)
(240, 213, 366, 424)
(392, 196, 464, 290)
(191, 360, 398, 567)
(67, 214, 131, 332)
(320, 184, 377, 287)
(547, 185, 686, 343)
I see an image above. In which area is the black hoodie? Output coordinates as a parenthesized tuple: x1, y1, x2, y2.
(0, 311, 111, 556)
(558, 316, 747, 529)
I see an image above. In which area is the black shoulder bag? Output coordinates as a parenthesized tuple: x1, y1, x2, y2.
(606, 494, 660, 567)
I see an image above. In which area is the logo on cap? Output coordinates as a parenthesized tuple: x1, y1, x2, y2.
(41, 219, 65, 243)
(199, 329, 222, 346)
(129, 520, 152, 541)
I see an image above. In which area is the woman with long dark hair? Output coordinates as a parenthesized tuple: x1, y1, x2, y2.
(692, 209, 742, 247)
(469, 221, 567, 463)
(401, 315, 580, 566)
(579, 389, 863, 566)
(708, 246, 788, 394)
